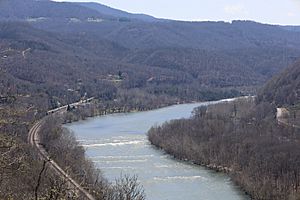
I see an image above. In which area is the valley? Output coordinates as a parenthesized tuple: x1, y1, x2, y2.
(0, 0, 299, 199)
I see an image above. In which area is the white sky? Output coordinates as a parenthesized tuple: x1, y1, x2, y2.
(53, 0, 300, 25)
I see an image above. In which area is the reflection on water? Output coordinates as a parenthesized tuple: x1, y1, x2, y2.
(66, 100, 248, 200)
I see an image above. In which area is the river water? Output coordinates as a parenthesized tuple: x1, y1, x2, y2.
(65, 100, 248, 200)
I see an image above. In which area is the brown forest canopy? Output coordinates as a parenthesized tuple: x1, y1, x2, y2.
(258, 60, 300, 106)
(1, 0, 300, 108)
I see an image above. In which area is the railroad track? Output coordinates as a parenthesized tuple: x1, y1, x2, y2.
(28, 105, 96, 200)
(277, 108, 300, 129)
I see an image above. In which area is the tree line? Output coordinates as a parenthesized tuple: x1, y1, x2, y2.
(148, 98, 300, 200)
(39, 116, 145, 200)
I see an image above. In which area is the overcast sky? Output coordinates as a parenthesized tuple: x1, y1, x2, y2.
(53, 0, 300, 25)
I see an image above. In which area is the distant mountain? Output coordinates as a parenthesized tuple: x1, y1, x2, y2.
(1, 0, 300, 51)
(281, 26, 300, 32)
(0, 22, 130, 103)
(0, 0, 115, 21)
(124, 47, 300, 85)
(35, 19, 300, 50)
(76, 2, 159, 22)
(0, 0, 158, 23)
(1, 0, 300, 103)
(259, 60, 300, 106)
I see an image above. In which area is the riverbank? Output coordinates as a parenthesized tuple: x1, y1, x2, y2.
(35, 95, 244, 200)
(61, 96, 242, 125)
(148, 97, 300, 200)
(30, 97, 182, 199)
(66, 101, 248, 200)
(61, 99, 177, 124)
(39, 110, 146, 199)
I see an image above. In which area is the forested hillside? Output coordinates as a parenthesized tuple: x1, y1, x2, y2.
(0, 0, 114, 20)
(0, 0, 300, 100)
(0, 22, 242, 112)
(148, 60, 300, 200)
(259, 60, 300, 106)
(1, 19, 300, 110)
(77, 2, 159, 22)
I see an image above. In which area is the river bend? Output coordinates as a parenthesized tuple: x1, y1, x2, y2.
(65, 100, 248, 200)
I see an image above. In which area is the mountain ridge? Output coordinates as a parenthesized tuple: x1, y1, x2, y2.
(76, 2, 160, 22)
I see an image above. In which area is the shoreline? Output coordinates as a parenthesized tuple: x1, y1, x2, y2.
(62, 96, 242, 125)
(149, 143, 251, 199)
(64, 96, 249, 199)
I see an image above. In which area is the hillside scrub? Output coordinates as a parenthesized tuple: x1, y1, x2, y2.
(258, 60, 300, 106)
(148, 98, 300, 200)
(1, 135, 97, 199)
(39, 116, 145, 200)
(0, 96, 148, 199)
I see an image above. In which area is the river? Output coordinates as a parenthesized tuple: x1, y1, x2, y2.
(65, 100, 248, 200)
